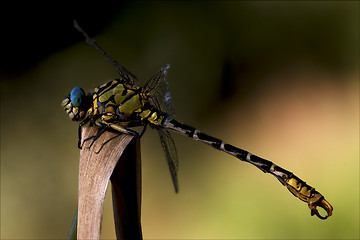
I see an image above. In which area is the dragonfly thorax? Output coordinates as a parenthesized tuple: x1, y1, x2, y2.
(89, 80, 165, 127)
(62, 79, 167, 129)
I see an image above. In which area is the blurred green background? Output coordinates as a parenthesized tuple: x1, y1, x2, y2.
(1, 1, 359, 239)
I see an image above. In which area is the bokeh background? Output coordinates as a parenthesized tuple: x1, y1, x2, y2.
(1, 1, 359, 239)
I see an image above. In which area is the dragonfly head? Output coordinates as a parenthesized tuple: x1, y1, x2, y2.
(61, 87, 88, 121)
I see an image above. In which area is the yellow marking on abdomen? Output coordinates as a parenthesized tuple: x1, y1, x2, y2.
(148, 111, 163, 125)
(140, 109, 151, 119)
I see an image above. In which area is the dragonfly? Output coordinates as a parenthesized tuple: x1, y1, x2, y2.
(62, 21, 333, 220)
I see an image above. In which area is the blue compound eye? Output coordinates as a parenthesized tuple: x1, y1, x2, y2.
(70, 87, 86, 107)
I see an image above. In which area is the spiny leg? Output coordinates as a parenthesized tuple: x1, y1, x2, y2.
(96, 125, 146, 153)
(139, 125, 147, 138)
(89, 120, 138, 153)
(79, 118, 110, 149)
(78, 125, 82, 149)
(79, 115, 140, 152)
(106, 121, 138, 136)
(78, 116, 90, 149)
(94, 133, 121, 154)
(94, 128, 139, 154)
(81, 127, 107, 150)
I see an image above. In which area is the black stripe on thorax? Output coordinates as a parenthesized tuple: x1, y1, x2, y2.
(120, 88, 143, 105)
(100, 93, 116, 105)
(97, 80, 118, 95)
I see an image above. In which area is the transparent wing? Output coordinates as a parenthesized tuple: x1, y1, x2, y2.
(157, 127, 179, 192)
(145, 64, 175, 118)
(74, 20, 138, 86)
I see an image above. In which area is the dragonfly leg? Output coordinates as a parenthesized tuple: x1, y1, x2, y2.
(139, 125, 147, 138)
(89, 120, 138, 154)
(78, 125, 83, 149)
(80, 117, 138, 153)
(81, 127, 107, 150)
(105, 121, 138, 136)
(94, 134, 121, 154)
(78, 117, 90, 149)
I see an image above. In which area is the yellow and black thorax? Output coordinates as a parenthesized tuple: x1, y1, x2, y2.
(62, 79, 165, 129)
(89, 79, 164, 127)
